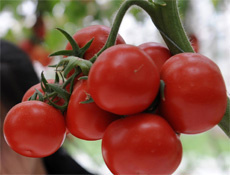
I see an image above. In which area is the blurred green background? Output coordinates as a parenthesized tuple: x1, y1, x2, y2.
(1, 0, 229, 174)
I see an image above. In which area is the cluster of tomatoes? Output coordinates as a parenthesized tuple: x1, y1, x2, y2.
(3, 25, 227, 174)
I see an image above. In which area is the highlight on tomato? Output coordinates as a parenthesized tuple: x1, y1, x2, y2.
(160, 53, 227, 134)
(3, 101, 66, 158)
(88, 44, 160, 115)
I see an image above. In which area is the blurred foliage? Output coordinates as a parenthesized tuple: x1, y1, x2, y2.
(0, 0, 125, 52)
(1, 0, 226, 52)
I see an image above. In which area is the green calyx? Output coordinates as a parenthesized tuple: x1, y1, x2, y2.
(56, 56, 92, 77)
(49, 28, 94, 58)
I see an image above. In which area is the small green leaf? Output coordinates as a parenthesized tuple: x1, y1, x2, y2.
(54, 72, 60, 84)
(29, 91, 38, 101)
(218, 97, 230, 138)
(59, 56, 92, 77)
(154, 0, 167, 6)
(35, 89, 45, 101)
(80, 97, 94, 104)
(78, 38, 94, 58)
(46, 97, 67, 113)
(47, 83, 70, 101)
(41, 72, 51, 92)
(56, 28, 80, 55)
(78, 76, 88, 80)
(49, 50, 74, 57)
(160, 80, 165, 101)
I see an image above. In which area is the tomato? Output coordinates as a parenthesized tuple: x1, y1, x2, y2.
(160, 53, 227, 134)
(102, 113, 182, 174)
(66, 80, 120, 140)
(3, 101, 66, 158)
(88, 44, 160, 115)
(22, 79, 65, 106)
(22, 79, 54, 102)
(65, 25, 125, 60)
(139, 42, 171, 72)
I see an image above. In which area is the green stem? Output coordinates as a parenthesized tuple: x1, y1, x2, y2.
(138, 0, 194, 54)
(218, 97, 230, 138)
(90, 0, 194, 63)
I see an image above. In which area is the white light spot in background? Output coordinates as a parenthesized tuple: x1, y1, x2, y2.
(17, 0, 36, 16)
(0, 12, 16, 36)
(95, 0, 108, 5)
(53, 2, 66, 18)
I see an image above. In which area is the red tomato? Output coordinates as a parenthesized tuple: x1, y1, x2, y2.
(66, 80, 120, 140)
(65, 25, 125, 60)
(22, 79, 55, 102)
(3, 101, 66, 158)
(88, 44, 160, 115)
(160, 53, 227, 134)
(139, 42, 171, 72)
(102, 113, 182, 174)
(22, 79, 65, 106)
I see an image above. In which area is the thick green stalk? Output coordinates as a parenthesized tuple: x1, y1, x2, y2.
(145, 0, 194, 54)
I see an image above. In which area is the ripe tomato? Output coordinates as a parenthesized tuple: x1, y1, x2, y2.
(65, 25, 125, 60)
(3, 101, 66, 158)
(102, 113, 182, 174)
(66, 80, 120, 140)
(88, 44, 160, 115)
(22, 79, 55, 102)
(22, 79, 65, 106)
(139, 42, 171, 72)
(160, 53, 227, 134)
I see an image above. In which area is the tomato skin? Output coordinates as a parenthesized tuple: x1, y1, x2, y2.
(139, 42, 171, 72)
(65, 25, 125, 60)
(102, 113, 182, 174)
(66, 80, 120, 140)
(160, 53, 227, 134)
(3, 101, 66, 158)
(88, 44, 160, 115)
